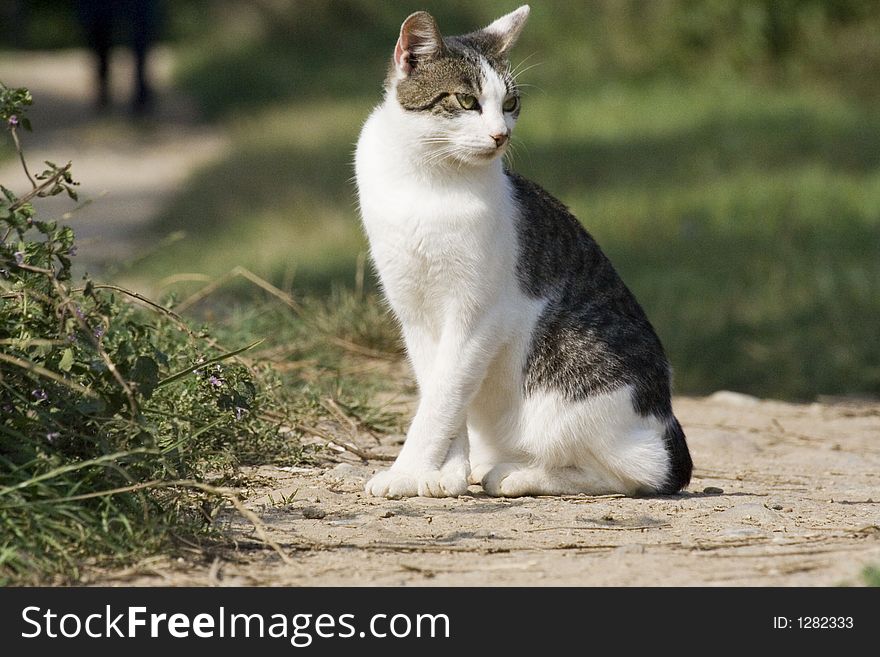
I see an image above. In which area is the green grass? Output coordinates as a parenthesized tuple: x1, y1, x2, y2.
(1, 281, 403, 585)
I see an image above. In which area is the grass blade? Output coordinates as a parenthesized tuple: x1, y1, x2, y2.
(156, 339, 264, 388)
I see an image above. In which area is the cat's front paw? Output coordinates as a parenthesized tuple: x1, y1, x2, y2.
(365, 469, 418, 498)
(365, 467, 467, 498)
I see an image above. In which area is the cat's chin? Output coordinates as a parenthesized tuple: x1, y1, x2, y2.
(450, 148, 505, 167)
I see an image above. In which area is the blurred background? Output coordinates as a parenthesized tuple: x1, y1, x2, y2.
(1, 0, 879, 401)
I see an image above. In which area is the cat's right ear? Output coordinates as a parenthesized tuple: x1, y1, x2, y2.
(394, 11, 445, 78)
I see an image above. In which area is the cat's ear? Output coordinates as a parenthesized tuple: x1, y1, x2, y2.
(477, 5, 530, 59)
(394, 11, 446, 77)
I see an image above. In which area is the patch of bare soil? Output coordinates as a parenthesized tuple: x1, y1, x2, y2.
(96, 392, 880, 586)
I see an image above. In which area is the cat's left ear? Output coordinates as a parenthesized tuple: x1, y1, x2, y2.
(477, 5, 530, 59)
(394, 11, 446, 78)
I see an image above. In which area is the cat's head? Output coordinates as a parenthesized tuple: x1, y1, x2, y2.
(386, 6, 530, 168)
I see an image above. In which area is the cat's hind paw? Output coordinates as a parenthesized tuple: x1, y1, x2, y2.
(481, 464, 543, 497)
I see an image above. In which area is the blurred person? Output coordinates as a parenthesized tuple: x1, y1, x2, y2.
(75, 0, 161, 113)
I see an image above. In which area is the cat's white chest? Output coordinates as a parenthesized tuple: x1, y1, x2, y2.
(355, 107, 516, 327)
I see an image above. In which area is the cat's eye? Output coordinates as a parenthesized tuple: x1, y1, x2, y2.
(503, 96, 519, 113)
(456, 93, 480, 111)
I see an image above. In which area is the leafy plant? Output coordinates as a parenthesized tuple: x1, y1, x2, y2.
(0, 82, 308, 584)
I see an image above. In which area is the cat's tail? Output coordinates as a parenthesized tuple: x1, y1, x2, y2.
(657, 416, 693, 494)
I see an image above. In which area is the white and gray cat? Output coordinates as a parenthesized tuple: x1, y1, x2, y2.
(355, 5, 692, 498)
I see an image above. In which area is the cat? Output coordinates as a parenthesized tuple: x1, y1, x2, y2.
(354, 5, 693, 498)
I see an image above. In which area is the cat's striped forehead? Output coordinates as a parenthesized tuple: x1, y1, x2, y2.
(394, 38, 515, 115)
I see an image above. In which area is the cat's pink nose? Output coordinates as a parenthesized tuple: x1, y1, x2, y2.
(491, 132, 509, 147)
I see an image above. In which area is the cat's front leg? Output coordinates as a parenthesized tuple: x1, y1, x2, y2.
(438, 426, 471, 493)
(366, 321, 496, 498)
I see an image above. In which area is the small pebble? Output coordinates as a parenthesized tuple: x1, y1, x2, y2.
(771, 504, 783, 510)
(703, 486, 724, 495)
(379, 510, 395, 518)
(302, 506, 326, 519)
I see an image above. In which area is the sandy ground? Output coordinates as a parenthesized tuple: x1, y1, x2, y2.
(96, 391, 880, 587)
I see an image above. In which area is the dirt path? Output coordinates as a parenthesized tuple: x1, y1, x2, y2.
(97, 392, 880, 586)
(0, 48, 226, 276)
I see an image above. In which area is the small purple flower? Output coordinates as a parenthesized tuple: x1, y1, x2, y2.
(66, 333, 77, 344)
(7, 115, 18, 127)
(234, 407, 247, 421)
(94, 325, 105, 340)
(46, 431, 60, 443)
(32, 389, 48, 402)
(74, 305, 85, 320)
(14, 251, 24, 265)
(208, 375, 223, 388)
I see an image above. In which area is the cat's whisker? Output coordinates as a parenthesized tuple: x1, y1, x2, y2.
(420, 144, 466, 169)
(509, 51, 538, 73)
(507, 52, 540, 82)
(510, 134, 530, 159)
(503, 142, 519, 169)
(510, 59, 544, 83)
(515, 83, 545, 98)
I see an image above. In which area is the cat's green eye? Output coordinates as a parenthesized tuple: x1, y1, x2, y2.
(456, 93, 480, 111)
(503, 96, 519, 113)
